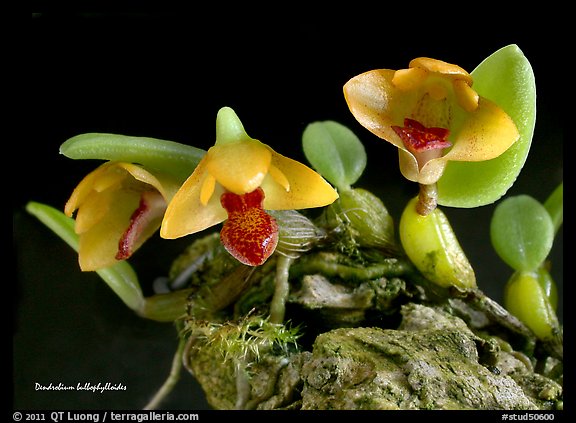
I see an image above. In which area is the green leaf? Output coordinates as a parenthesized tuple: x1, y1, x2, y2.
(490, 195, 554, 271)
(438, 44, 536, 207)
(25, 201, 145, 312)
(60, 133, 206, 181)
(544, 182, 563, 235)
(302, 120, 367, 190)
(25, 201, 80, 251)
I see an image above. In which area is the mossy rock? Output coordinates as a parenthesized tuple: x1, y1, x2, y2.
(187, 304, 562, 410)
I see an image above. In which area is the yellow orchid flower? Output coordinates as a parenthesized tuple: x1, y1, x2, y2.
(343, 57, 519, 186)
(65, 161, 181, 271)
(161, 107, 339, 266)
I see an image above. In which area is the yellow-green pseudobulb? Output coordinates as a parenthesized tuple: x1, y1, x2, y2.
(399, 196, 476, 290)
(504, 270, 559, 340)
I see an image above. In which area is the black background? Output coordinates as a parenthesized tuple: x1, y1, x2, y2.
(14, 12, 563, 410)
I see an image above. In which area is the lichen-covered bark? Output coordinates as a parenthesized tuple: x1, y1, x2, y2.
(299, 304, 560, 410)
(176, 209, 562, 410)
(185, 303, 561, 410)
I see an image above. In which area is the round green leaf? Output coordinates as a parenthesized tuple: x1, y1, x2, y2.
(438, 44, 536, 207)
(490, 195, 554, 271)
(302, 120, 367, 190)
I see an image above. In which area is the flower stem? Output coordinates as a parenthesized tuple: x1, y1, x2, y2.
(143, 335, 185, 410)
(234, 360, 252, 410)
(269, 256, 294, 324)
(139, 289, 193, 322)
(417, 183, 438, 216)
(289, 254, 412, 281)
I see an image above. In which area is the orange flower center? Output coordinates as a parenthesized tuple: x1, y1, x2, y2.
(220, 187, 279, 266)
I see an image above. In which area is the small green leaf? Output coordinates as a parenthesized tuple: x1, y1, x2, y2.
(438, 44, 536, 207)
(25, 201, 145, 312)
(60, 133, 206, 181)
(302, 120, 367, 190)
(490, 195, 554, 271)
(544, 182, 563, 235)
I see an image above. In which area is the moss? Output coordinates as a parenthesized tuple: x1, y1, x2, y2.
(183, 303, 561, 410)
(173, 226, 562, 410)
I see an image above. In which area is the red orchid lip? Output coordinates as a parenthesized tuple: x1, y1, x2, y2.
(220, 187, 279, 266)
(392, 118, 451, 154)
(116, 190, 166, 260)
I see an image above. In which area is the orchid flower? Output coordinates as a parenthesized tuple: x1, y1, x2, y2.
(65, 162, 181, 271)
(343, 57, 519, 189)
(160, 107, 339, 266)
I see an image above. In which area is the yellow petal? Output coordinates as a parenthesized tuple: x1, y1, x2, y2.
(268, 163, 290, 191)
(410, 57, 472, 85)
(261, 151, 339, 210)
(398, 149, 420, 183)
(64, 161, 179, 270)
(78, 189, 141, 271)
(74, 188, 113, 234)
(445, 98, 519, 162)
(92, 164, 127, 192)
(64, 163, 113, 216)
(160, 156, 227, 239)
(118, 163, 173, 200)
(398, 150, 448, 185)
(147, 172, 182, 202)
(65, 162, 178, 216)
(205, 139, 272, 194)
(200, 173, 216, 206)
(417, 157, 449, 185)
(344, 69, 414, 150)
(392, 67, 428, 90)
(453, 79, 479, 112)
